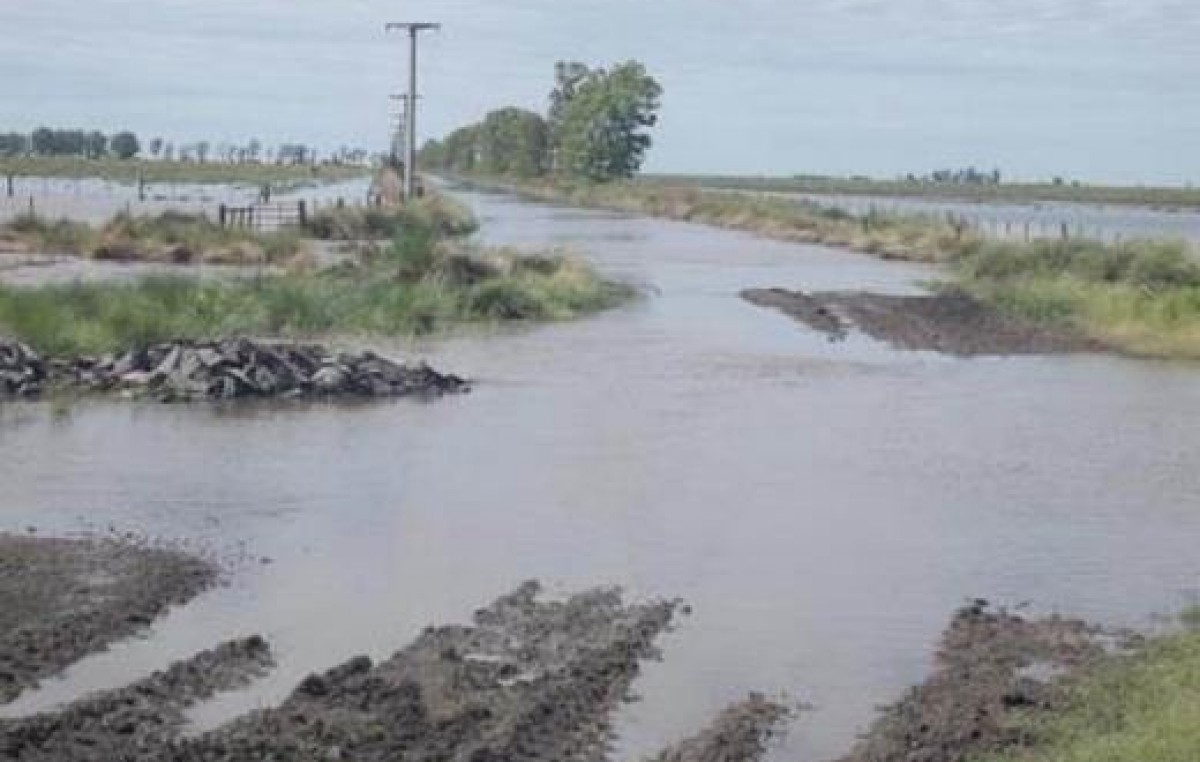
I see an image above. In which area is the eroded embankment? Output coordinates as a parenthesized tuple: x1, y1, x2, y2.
(838, 601, 1118, 762)
(0, 338, 468, 401)
(743, 288, 1103, 356)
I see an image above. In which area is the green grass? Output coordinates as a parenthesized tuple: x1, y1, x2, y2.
(2, 210, 307, 265)
(0, 156, 370, 189)
(0, 228, 632, 355)
(304, 195, 479, 240)
(973, 630, 1200, 762)
(950, 238, 1200, 359)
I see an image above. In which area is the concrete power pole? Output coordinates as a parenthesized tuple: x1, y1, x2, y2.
(389, 93, 423, 169)
(385, 22, 440, 200)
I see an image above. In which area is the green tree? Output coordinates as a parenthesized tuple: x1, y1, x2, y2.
(85, 131, 108, 159)
(110, 131, 140, 160)
(477, 108, 550, 177)
(554, 61, 662, 181)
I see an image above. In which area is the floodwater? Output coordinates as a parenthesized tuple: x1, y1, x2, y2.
(749, 189, 1200, 244)
(3, 188, 1200, 761)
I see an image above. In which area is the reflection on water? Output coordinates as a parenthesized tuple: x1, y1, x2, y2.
(2, 190, 1200, 761)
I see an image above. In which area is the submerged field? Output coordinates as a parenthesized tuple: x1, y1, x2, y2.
(644, 174, 1200, 210)
(0, 156, 370, 188)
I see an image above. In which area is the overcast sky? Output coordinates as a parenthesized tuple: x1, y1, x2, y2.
(2, 0, 1196, 183)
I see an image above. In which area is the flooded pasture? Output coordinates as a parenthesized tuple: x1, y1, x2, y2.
(2, 188, 1200, 761)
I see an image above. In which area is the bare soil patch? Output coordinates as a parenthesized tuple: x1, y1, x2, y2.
(743, 288, 1102, 356)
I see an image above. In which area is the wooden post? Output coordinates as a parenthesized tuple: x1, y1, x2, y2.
(28, 195, 34, 217)
(219, 204, 227, 228)
(298, 200, 307, 227)
(337, 197, 345, 209)
(1060, 222, 1069, 240)
(5, 174, 12, 198)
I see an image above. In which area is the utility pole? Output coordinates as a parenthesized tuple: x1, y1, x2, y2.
(388, 93, 422, 168)
(385, 22, 440, 201)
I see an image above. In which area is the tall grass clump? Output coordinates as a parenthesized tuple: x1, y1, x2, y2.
(1, 213, 93, 252)
(951, 238, 1200, 358)
(973, 629, 1200, 762)
(304, 194, 478, 240)
(3, 210, 307, 265)
(0, 225, 632, 355)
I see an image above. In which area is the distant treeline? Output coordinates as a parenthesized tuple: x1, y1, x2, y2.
(421, 61, 662, 183)
(0, 128, 372, 167)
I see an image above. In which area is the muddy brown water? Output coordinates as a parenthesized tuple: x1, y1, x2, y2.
(2, 188, 1200, 761)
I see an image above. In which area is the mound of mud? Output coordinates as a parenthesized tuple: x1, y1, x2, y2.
(650, 694, 790, 762)
(743, 288, 1102, 356)
(838, 601, 1111, 762)
(0, 338, 468, 401)
(0, 534, 218, 704)
(0, 574, 791, 762)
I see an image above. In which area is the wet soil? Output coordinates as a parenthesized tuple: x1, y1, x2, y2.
(649, 694, 791, 762)
(743, 288, 1102, 356)
(0, 547, 788, 762)
(838, 601, 1114, 762)
(0, 534, 217, 705)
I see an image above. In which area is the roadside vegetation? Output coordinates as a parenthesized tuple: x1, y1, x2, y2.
(0, 204, 631, 355)
(304, 195, 478, 240)
(421, 60, 662, 182)
(974, 621, 1200, 762)
(2, 210, 308, 266)
(950, 238, 1200, 359)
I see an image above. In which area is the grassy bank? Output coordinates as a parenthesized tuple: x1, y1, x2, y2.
(0, 156, 370, 189)
(644, 174, 1200, 210)
(2, 210, 307, 266)
(950, 238, 1200, 359)
(0, 225, 631, 355)
(975, 623, 1200, 762)
(461, 175, 1200, 359)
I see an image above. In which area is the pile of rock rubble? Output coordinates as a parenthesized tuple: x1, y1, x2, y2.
(1, 338, 467, 402)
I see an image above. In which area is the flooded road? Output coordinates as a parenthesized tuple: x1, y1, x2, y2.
(3, 188, 1200, 761)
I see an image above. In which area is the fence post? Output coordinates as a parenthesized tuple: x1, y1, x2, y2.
(298, 200, 307, 227)
(218, 204, 227, 228)
(28, 195, 34, 217)
(1060, 222, 1069, 240)
(5, 174, 12, 198)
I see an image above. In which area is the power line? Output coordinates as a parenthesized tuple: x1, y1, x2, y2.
(385, 22, 440, 201)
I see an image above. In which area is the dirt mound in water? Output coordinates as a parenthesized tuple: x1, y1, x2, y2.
(743, 288, 1102, 356)
(650, 693, 790, 762)
(0, 533, 217, 705)
(0, 570, 787, 762)
(838, 601, 1113, 762)
(0, 338, 468, 401)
